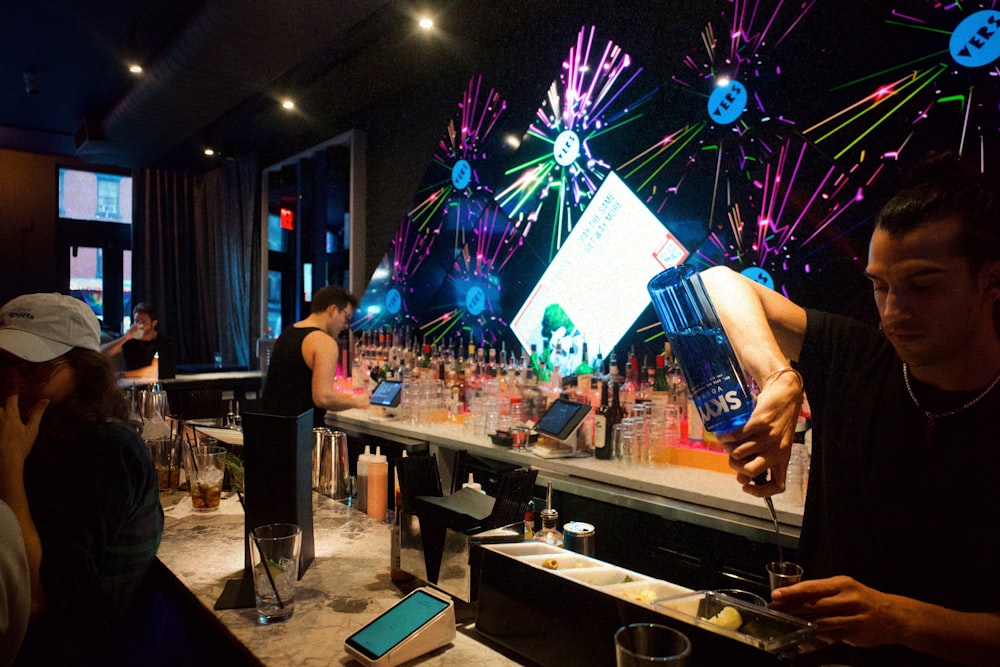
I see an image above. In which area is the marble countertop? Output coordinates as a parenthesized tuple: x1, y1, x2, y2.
(157, 492, 528, 666)
(328, 410, 804, 533)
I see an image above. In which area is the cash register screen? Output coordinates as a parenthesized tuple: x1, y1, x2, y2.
(534, 398, 591, 441)
(369, 380, 403, 408)
(345, 589, 450, 659)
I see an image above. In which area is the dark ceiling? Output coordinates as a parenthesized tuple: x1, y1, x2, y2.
(0, 0, 527, 172)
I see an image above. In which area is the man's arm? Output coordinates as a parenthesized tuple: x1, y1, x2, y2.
(698, 266, 808, 494)
(770, 575, 1000, 666)
(304, 331, 368, 412)
(99, 323, 141, 358)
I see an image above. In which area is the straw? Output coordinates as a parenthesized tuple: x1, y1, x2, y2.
(185, 440, 200, 478)
(237, 491, 284, 609)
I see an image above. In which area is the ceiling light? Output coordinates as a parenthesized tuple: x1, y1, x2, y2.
(203, 147, 216, 156)
(281, 98, 295, 110)
(418, 16, 434, 30)
(128, 63, 143, 74)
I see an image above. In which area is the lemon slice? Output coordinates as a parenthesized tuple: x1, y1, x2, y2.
(256, 558, 284, 579)
(707, 605, 743, 630)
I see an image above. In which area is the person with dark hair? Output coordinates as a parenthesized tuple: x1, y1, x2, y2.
(262, 285, 369, 427)
(698, 151, 1000, 666)
(0, 293, 163, 665)
(99, 301, 164, 378)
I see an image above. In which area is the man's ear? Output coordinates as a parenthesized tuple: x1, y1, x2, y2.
(983, 260, 1000, 299)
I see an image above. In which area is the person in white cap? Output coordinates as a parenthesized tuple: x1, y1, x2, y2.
(0, 293, 163, 665)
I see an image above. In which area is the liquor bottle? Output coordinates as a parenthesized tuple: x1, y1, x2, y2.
(647, 265, 755, 434)
(574, 340, 594, 389)
(523, 499, 536, 540)
(593, 380, 611, 460)
(653, 353, 670, 392)
(597, 380, 623, 460)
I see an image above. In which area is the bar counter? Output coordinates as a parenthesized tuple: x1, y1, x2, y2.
(327, 408, 804, 546)
(156, 492, 527, 666)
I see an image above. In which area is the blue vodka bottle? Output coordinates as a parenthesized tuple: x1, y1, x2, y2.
(647, 265, 755, 434)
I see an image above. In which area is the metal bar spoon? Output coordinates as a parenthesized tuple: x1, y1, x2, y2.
(753, 472, 783, 564)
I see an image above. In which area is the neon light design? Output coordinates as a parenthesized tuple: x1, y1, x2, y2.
(354, 76, 509, 333)
(496, 25, 648, 261)
(805, 3, 1000, 171)
(619, 0, 867, 299)
(421, 201, 537, 348)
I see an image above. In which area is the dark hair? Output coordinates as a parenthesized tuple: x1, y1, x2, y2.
(36, 348, 130, 445)
(876, 151, 1000, 273)
(133, 302, 158, 322)
(310, 285, 358, 314)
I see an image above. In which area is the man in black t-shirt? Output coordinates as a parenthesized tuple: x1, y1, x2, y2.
(699, 152, 1000, 665)
(100, 302, 164, 379)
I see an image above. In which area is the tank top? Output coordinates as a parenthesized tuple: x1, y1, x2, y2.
(261, 326, 325, 426)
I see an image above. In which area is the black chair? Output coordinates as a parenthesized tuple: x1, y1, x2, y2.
(395, 453, 443, 513)
(450, 448, 468, 494)
(482, 467, 538, 530)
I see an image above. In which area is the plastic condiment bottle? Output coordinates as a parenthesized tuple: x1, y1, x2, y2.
(461, 472, 483, 493)
(356, 445, 373, 513)
(366, 447, 388, 522)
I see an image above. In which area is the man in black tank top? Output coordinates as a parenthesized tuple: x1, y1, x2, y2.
(261, 285, 369, 426)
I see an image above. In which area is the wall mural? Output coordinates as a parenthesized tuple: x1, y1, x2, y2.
(353, 1, 1000, 369)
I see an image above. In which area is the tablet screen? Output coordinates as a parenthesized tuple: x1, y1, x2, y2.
(370, 380, 403, 408)
(345, 589, 450, 660)
(534, 398, 591, 441)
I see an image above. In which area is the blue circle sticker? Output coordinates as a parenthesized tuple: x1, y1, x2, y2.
(741, 266, 774, 290)
(451, 159, 472, 190)
(950, 10, 1000, 68)
(385, 288, 402, 315)
(552, 130, 581, 166)
(465, 285, 486, 316)
(708, 79, 748, 125)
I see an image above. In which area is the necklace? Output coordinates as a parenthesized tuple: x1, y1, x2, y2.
(902, 363, 1000, 444)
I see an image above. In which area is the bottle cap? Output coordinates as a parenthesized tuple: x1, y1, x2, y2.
(461, 472, 482, 492)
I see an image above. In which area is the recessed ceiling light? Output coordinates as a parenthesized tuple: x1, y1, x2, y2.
(418, 16, 433, 30)
(281, 98, 295, 110)
(128, 63, 143, 74)
(203, 147, 215, 156)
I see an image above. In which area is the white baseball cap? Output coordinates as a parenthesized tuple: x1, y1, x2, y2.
(0, 293, 101, 362)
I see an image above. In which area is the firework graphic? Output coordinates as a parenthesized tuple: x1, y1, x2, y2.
(421, 200, 545, 349)
(615, 0, 887, 304)
(496, 24, 652, 262)
(353, 76, 510, 333)
(802, 2, 1000, 174)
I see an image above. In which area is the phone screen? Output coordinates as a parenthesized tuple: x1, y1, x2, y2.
(345, 589, 449, 660)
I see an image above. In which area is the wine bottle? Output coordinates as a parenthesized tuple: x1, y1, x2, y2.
(593, 380, 611, 460)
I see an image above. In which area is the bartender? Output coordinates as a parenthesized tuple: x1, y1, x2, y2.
(700, 150, 1000, 666)
(100, 302, 163, 379)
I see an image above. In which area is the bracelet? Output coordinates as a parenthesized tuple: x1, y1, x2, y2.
(761, 366, 803, 389)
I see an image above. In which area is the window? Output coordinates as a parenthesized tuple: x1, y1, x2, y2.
(59, 168, 132, 224)
(57, 167, 133, 332)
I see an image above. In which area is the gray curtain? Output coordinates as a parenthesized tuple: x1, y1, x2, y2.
(133, 155, 259, 369)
